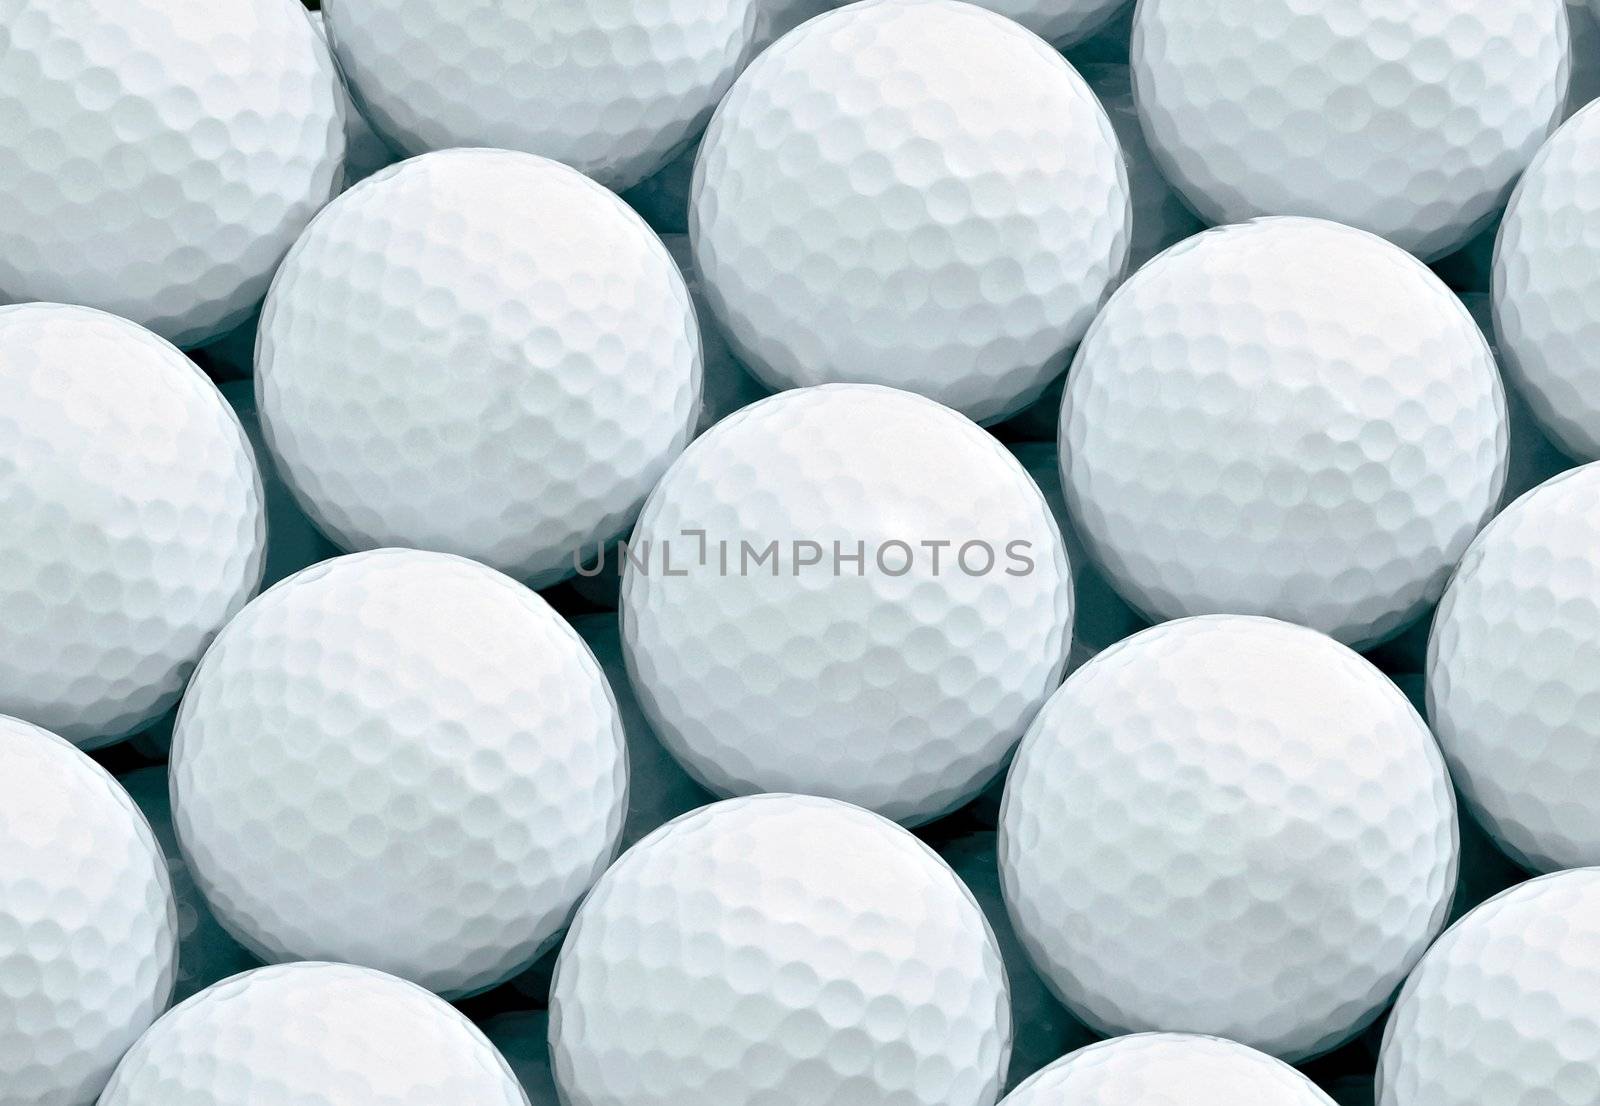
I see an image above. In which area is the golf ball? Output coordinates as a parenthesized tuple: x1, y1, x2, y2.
(1000, 615, 1458, 1061)
(1493, 100, 1600, 460)
(97, 962, 527, 1106)
(322, 0, 758, 191)
(257, 148, 700, 589)
(118, 767, 258, 1005)
(0, 303, 266, 748)
(1061, 217, 1508, 649)
(0, 0, 346, 347)
(622, 384, 1074, 825)
(1378, 868, 1600, 1105)
(1001, 1034, 1336, 1105)
(1132, 0, 1569, 260)
(0, 716, 176, 1106)
(550, 794, 1011, 1106)
(1429, 463, 1600, 873)
(660, 234, 768, 435)
(170, 548, 627, 998)
(691, 0, 1130, 424)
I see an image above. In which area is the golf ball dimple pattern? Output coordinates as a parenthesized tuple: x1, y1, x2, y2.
(1061, 217, 1508, 649)
(322, 0, 757, 191)
(257, 148, 701, 589)
(1493, 101, 1600, 460)
(0, 0, 346, 347)
(1000, 615, 1459, 1062)
(691, 0, 1130, 424)
(1132, 0, 1569, 260)
(97, 962, 529, 1106)
(1378, 868, 1600, 1106)
(622, 384, 1074, 826)
(1428, 463, 1600, 873)
(0, 716, 177, 1106)
(0, 303, 266, 748)
(1001, 1034, 1336, 1105)
(118, 767, 258, 1004)
(550, 794, 1011, 1106)
(170, 549, 627, 999)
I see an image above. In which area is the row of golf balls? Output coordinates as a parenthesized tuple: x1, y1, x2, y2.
(6, 0, 1600, 1104)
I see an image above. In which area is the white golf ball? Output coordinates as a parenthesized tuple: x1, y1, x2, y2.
(0, 303, 265, 748)
(170, 548, 627, 998)
(98, 962, 527, 1106)
(322, 0, 758, 191)
(1429, 463, 1600, 873)
(550, 794, 1011, 1106)
(1000, 615, 1458, 1061)
(1001, 1034, 1335, 1105)
(1494, 101, 1600, 460)
(622, 384, 1074, 825)
(118, 767, 258, 1005)
(257, 148, 701, 589)
(306, 10, 397, 185)
(1061, 217, 1508, 649)
(1378, 868, 1600, 1105)
(0, 716, 176, 1106)
(1132, 0, 1569, 260)
(691, 0, 1130, 424)
(0, 0, 346, 347)
(481, 1012, 561, 1106)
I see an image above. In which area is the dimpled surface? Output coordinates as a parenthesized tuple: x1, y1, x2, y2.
(306, 10, 397, 184)
(1080, 64, 1204, 271)
(322, 0, 756, 191)
(1494, 101, 1600, 460)
(1002, 1034, 1334, 1105)
(118, 768, 258, 1004)
(98, 963, 528, 1106)
(1378, 869, 1600, 1105)
(622, 384, 1073, 826)
(1132, 0, 1568, 260)
(481, 1012, 560, 1105)
(0, 716, 176, 1106)
(691, 0, 1130, 424)
(550, 794, 1010, 1106)
(1000, 616, 1459, 1062)
(257, 149, 700, 589)
(1061, 218, 1508, 649)
(938, 831, 1093, 1090)
(0, 304, 265, 748)
(1428, 464, 1600, 872)
(170, 549, 627, 998)
(0, 0, 345, 347)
